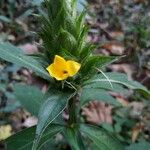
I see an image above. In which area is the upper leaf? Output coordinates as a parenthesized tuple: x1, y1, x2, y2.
(0, 43, 52, 81)
(78, 55, 118, 81)
(83, 72, 150, 97)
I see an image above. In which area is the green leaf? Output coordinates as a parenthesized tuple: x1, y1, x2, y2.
(79, 44, 95, 61)
(84, 73, 150, 97)
(80, 124, 124, 150)
(83, 82, 129, 94)
(0, 83, 6, 92)
(58, 29, 77, 53)
(0, 43, 52, 81)
(80, 55, 118, 80)
(125, 141, 150, 150)
(77, 26, 88, 51)
(76, 11, 86, 35)
(31, 0, 43, 6)
(5, 124, 63, 150)
(101, 123, 114, 133)
(64, 127, 86, 150)
(0, 15, 11, 23)
(80, 88, 120, 106)
(46, 0, 64, 21)
(32, 89, 73, 150)
(13, 84, 44, 116)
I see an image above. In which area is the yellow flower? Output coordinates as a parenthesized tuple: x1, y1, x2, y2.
(46, 55, 81, 80)
(0, 125, 12, 141)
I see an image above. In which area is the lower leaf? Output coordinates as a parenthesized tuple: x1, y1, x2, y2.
(5, 124, 63, 150)
(13, 84, 44, 116)
(32, 89, 74, 150)
(64, 126, 86, 150)
(80, 124, 124, 150)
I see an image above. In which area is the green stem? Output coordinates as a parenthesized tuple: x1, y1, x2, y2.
(68, 96, 77, 126)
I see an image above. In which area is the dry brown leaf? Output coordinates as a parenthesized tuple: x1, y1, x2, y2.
(86, 34, 99, 43)
(109, 92, 129, 106)
(87, 0, 101, 4)
(0, 22, 3, 31)
(109, 31, 124, 39)
(82, 101, 112, 125)
(16, 19, 28, 32)
(23, 116, 38, 127)
(99, 22, 109, 29)
(132, 123, 144, 142)
(108, 64, 135, 80)
(19, 43, 38, 54)
(9, 109, 30, 130)
(102, 42, 125, 55)
(129, 102, 145, 119)
(134, 0, 145, 3)
(8, 35, 16, 41)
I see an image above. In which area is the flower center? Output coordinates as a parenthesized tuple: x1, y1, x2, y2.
(62, 70, 68, 74)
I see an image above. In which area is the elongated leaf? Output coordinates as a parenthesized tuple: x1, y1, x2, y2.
(5, 124, 63, 150)
(13, 84, 44, 116)
(58, 29, 77, 53)
(83, 82, 129, 94)
(83, 73, 150, 96)
(64, 127, 86, 150)
(32, 89, 73, 150)
(80, 124, 124, 150)
(80, 88, 120, 106)
(0, 15, 11, 23)
(125, 141, 150, 150)
(76, 11, 86, 35)
(80, 55, 118, 80)
(0, 43, 51, 81)
(79, 44, 95, 61)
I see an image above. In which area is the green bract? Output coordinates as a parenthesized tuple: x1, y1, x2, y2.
(0, 0, 149, 150)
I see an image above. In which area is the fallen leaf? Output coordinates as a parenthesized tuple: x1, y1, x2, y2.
(109, 31, 124, 39)
(132, 123, 144, 142)
(8, 35, 16, 41)
(129, 102, 145, 119)
(82, 101, 112, 125)
(134, 0, 145, 3)
(102, 42, 125, 55)
(23, 116, 38, 127)
(109, 92, 129, 106)
(0, 125, 12, 141)
(19, 43, 38, 54)
(108, 64, 135, 80)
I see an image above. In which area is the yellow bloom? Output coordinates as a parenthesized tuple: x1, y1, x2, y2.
(46, 55, 81, 80)
(0, 125, 12, 141)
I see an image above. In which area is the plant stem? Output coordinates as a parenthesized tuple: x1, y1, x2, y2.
(68, 96, 77, 126)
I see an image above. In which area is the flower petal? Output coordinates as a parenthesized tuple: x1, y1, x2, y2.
(46, 64, 69, 80)
(67, 60, 81, 76)
(46, 64, 57, 78)
(54, 55, 66, 68)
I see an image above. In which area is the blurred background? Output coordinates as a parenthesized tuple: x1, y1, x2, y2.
(0, 0, 150, 149)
